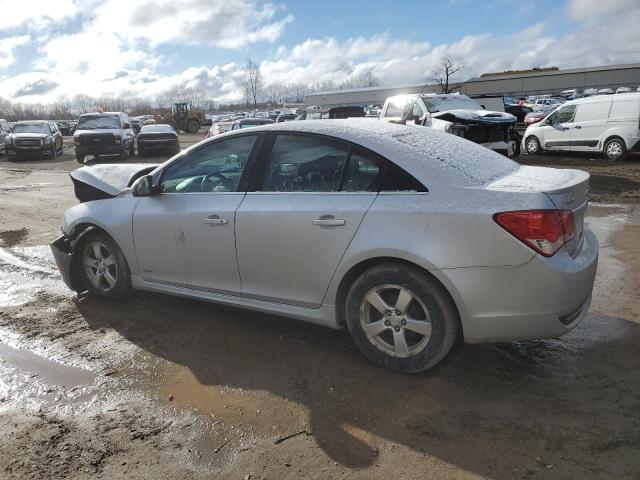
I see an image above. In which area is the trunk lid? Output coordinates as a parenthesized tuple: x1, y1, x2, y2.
(70, 164, 159, 202)
(486, 166, 590, 257)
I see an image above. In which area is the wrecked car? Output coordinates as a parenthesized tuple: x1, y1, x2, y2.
(51, 119, 597, 373)
(381, 93, 518, 157)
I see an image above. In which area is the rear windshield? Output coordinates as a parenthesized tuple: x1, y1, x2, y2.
(421, 95, 481, 113)
(13, 123, 49, 134)
(77, 115, 121, 130)
(141, 124, 175, 133)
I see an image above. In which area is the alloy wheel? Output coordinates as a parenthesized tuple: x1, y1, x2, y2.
(526, 137, 539, 153)
(605, 140, 623, 160)
(82, 241, 118, 291)
(359, 284, 432, 358)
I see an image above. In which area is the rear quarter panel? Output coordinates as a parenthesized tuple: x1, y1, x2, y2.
(324, 187, 553, 306)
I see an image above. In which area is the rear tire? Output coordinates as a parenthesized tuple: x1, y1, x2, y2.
(525, 136, 541, 154)
(76, 154, 84, 164)
(345, 263, 459, 373)
(603, 137, 627, 161)
(76, 231, 132, 300)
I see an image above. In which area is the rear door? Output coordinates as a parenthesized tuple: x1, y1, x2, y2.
(540, 104, 576, 151)
(235, 133, 386, 308)
(570, 99, 612, 152)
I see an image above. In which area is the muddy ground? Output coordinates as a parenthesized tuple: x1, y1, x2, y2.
(0, 133, 639, 479)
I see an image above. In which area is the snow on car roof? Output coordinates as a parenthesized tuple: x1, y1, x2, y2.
(216, 119, 519, 187)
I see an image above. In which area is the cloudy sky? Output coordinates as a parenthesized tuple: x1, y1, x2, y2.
(1, 0, 639, 104)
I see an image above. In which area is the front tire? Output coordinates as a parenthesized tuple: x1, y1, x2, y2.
(603, 137, 627, 161)
(186, 119, 200, 133)
(345, 263, 459, 373)
(525, 136, 541, 154)
(76, 231, 132, 300)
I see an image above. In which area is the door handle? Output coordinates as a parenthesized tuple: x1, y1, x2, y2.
(313, 217, 345, 227)
(202, 215, 228, 225)
(573, 125, 582, 129)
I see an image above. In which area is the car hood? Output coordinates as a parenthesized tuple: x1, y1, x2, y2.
(432, 109, 516, 124)
(70, 163, 159, 202)
(12, 133, 48, 139)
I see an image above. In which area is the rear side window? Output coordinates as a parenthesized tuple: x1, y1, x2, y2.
(260, 134, 349, 192)
(574, 101, 611, 122)
(340, 150, 384, 192)
(609, 100, 639, 120)
(381, 165, 427, 192)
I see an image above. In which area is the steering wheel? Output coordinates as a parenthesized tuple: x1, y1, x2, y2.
(200, 172, 230, 192)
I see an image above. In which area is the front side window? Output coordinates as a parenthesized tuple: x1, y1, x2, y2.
(260, 134, 349, 192)
(161, 135, 258, 193)
(549, 105, 576, 125)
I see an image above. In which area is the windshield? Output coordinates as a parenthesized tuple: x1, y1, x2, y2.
(77, 115, 121, 130)
(13, 123, 49, 134)
(421, 95, 481, 113)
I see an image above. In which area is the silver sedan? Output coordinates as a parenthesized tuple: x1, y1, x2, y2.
(51, 119, 598, 372)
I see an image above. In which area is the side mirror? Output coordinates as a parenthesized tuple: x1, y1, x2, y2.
(133, 175, 154, 197)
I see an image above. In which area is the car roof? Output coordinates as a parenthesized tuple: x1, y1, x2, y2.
(203, 119, 519, 188)
(16, 120, 49, 124)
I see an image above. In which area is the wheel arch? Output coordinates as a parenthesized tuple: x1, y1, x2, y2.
(333, 256, 465, 337)
(602, 134, 628, 150)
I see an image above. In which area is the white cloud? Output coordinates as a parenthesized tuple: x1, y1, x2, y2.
(0, 0, 78, 30)
(566, 0, 638, 21)
(2, 0, 640, 105)
(91, 0, 293, 48)
(0, 35, 29, 69)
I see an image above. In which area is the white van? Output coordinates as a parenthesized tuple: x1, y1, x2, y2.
(522, 93, 640, 161)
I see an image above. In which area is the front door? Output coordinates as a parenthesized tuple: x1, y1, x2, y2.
(540, 104, 576, 151)
(133, 134, 261, 293)
(235, 133, 385, 308)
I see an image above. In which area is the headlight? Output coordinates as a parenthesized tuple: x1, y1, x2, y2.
(44, 136, 53, 144)
(5, 135, 12, 145)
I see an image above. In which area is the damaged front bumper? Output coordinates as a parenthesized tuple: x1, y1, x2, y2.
(50, 235, 76, 290)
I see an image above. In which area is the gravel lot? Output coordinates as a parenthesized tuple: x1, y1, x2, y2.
(0, 132, 639, 479)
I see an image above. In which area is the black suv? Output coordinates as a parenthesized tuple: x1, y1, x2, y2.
(5, 121, 64, 160)
(74, 112, 135, 163)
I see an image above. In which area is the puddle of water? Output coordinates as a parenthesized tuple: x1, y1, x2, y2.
(0, 342, 96, 389)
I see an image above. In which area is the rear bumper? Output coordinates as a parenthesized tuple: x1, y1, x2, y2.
(137, 139, 178, 150)
(50, 235, 76, 290)
(443, 227, 598, 343)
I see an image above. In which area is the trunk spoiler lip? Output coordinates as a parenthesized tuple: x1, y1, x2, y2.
(482, 165, 590, 194)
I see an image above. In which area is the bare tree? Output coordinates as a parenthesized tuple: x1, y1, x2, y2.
(242, 59, 262, 107)
(432, 57, 464, 94)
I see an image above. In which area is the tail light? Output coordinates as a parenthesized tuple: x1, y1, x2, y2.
(494, 210, 575, 257)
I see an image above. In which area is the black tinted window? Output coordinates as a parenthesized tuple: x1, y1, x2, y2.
(161, 135, 258, 193)
(381, 165, 427, 192)
(341, 151, 383, 192)
(260, 134, 349, 192)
